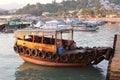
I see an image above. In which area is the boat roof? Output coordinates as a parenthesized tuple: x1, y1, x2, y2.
(14, 27, 73, 39)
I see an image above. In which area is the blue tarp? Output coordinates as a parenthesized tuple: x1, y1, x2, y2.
(70, 19, 82, 24)
(57, 20, 66, 25)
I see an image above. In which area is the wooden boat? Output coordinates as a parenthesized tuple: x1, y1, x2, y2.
(8, 19, 30, 29)
(13, 28, 113, 67)
(0, 23, 7, 32)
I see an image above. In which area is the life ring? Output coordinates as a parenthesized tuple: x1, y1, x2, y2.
(68, 54, 76, 63)
(38, 51, 43, 58)
(52, 54, 59, 62)
(45, 52, 52, 59)
(25, 48, 31, 56)
(23, 47, 27, 54)
(60, 54, 69, 63)
(40, 50, 46, 59)
(105, 48, 113, 60)
(78, 46, 83, 49)
(31, 49, 39, 57)
(19, 46, 25, 53)
(38, 50, 46, 59)
(13, 45, 19, 53)
(84, 51, 89, 57)
(76, 53, 84, 62)
(88, 51, 95, 61)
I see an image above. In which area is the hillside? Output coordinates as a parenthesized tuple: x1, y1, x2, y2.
(16, 0, 100, 16)
(0, 8, 7, 14)
(16, 0, 120, 16)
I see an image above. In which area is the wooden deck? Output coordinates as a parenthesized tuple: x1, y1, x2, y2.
(107, 34, 120, 80)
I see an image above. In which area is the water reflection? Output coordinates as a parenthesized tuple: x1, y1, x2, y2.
(74, 24, 120, 47)
(15, 62, 105, 80)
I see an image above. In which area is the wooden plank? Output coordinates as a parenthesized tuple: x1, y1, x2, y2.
(114, 50, 120, 54)
(114, 35, 120, 51)
(108, 34, 120, 80)
(115, 44, 120, 51)
(116, 35, 120, 40)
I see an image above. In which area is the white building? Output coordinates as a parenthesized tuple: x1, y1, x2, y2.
(8, 9, 17, 14)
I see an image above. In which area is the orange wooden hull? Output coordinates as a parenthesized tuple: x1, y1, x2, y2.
(19, 54, 87, 67)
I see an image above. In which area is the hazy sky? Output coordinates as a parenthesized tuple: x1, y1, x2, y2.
(0, 0, 63, 10)
(0, 0, 62, 5)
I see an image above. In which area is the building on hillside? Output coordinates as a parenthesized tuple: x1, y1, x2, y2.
(8, 9, 17, 14)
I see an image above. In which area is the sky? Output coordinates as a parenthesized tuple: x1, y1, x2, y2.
(0, 0, 62, 5)
(0, 0, 62, 10)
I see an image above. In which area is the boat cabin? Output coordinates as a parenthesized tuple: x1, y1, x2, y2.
(14, 28, 76, 54)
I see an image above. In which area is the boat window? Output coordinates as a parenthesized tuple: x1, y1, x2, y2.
(24, 35, 32, 41)
(43, 35, 55, 45)
(62, 33, 72, 40)
(24, 35, 42, 43)
(34, 36, 42, 43)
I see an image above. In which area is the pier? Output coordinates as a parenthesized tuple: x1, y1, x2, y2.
(107, 34, 120, 80)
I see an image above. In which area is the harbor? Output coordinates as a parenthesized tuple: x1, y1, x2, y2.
(0, 23, 120, 80)
(0, 0, 120, 80)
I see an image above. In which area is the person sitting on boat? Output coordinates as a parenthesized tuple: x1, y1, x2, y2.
(69, 41, 77, 50)
(63, 40, 77, 50)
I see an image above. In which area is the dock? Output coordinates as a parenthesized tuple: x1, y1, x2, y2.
(107, 34, 120, 80)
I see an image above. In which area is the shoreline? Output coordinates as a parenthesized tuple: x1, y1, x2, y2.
(80, 17, 120, 23)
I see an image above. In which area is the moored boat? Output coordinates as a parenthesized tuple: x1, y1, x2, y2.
(0, 23, 7, 32)
(13, 28, 113, 67)
(7, 19, 31, 30)
(73, 23, 99, 31)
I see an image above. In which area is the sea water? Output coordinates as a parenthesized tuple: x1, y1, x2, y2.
(0, 24, 120, 80)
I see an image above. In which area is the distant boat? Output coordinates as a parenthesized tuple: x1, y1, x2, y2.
(68, 19, 83, 26)
(8, 19, 30, 29)
(33, 20, 45, 28)
(42, 20, 71, 29)
(73, 23, 99, 31)
(67, 19, 99, 31)
(0, 23, 7, 32)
